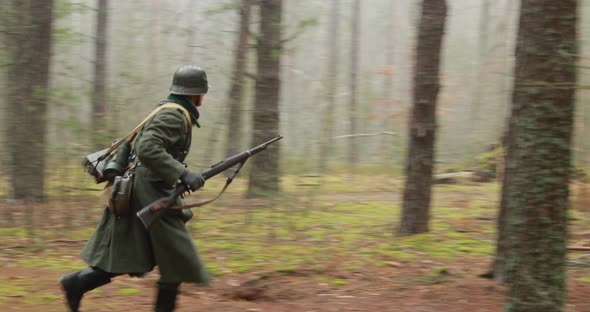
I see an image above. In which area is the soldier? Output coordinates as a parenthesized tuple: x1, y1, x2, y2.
(60, 65, 211, 312)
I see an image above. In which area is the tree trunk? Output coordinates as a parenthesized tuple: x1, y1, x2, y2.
(380, 0, 396, 154)
(468, 0, 490, 155)
(319, 0, 340, 173)
(246, 0, 282, 198)
(224, 0, 253, 159)
(183, 0, 195, 64)
(149, 0, 161, 74)
(91, 0, 109, 150)
(504, 1, 577, 311)
(487, 0, 521, 284)
(383, 0, 395, 111)
(490, 128, 512, 284)
(6, 0, 55, 202)
(497, 0, 519, 135)
(348, 0, 361, 167)
(398, 0, 447, 235)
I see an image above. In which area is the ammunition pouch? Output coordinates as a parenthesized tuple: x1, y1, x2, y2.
(107, 174, 134, 216)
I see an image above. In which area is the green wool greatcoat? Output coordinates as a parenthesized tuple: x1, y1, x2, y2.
(81, 101, 209, 285)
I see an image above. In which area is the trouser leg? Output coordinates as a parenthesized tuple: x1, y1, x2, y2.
(155, 282, 180, 312)
(59, 267, 119, 312)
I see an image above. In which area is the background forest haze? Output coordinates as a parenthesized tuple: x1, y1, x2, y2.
(4, 0, 589, 180)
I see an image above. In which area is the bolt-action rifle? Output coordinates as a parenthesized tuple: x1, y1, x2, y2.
(137, 136, 282, 229)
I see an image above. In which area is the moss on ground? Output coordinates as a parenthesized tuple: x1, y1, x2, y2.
(118, 288, 141, 296)
(1, 176, 588, 309)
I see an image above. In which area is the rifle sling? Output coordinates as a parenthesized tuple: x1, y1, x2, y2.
(171, 178, 233, 209)
(170, 160, 247, 210)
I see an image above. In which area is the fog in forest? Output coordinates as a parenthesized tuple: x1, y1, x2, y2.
(1, 0, 588, 178)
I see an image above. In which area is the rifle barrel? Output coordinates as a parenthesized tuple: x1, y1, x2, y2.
(201, 136, 282, 180)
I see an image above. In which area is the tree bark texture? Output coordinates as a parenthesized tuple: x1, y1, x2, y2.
(348, 0, 361, 166)
(247, 0, 282, 198)
(224, 0, 252, 159)
(490, 1, 520, 281)
(491, 128, 512, 284)
(6, 0, 55, 201)
(319, 0, 340, 173)
(399, 0, 447, 235)
(504, 1, 577, 311)
(92, 0, 109, 150)
(490, 0, 521, 274)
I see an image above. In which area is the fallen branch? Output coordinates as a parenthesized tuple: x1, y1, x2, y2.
(244, 72, 257, 80)
(46, 239, 87, 245)
(0, 245, 28, 251)
(331, 132, 397, 140)
(568, 246, 590, 252)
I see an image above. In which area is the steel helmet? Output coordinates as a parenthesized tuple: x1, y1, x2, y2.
(169, 65, 209, 95)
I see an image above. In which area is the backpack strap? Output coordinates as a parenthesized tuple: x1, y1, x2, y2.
(98, 103, 192, 162)
(158, 103, 193, 129)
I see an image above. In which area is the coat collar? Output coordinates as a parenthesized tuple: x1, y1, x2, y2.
(166, 94, 201, 128)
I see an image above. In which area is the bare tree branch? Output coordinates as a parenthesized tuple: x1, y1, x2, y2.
(244, 72, 257, 80)
(332, 132, 398, 140)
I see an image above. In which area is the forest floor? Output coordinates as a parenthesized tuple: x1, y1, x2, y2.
(0, 175, 589, 312)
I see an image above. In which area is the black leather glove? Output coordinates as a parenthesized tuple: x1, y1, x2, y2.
(179, 169, 205, 191)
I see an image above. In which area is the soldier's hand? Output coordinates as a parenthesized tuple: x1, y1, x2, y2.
(179, 169, 205, 191)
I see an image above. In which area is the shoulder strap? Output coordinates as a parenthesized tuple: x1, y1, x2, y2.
(98, 103, 192, 162)
(159, 103, 193, 129)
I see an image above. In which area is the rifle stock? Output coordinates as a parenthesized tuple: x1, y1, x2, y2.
(137, 136, 282, 229)
(137, 184, 189, 229)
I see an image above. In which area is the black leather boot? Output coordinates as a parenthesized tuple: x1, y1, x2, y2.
(59, 267, 113, 312)
(155, 282, 180, 312)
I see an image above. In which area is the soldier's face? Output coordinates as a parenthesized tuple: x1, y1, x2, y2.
(188, 95, 204, 107)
